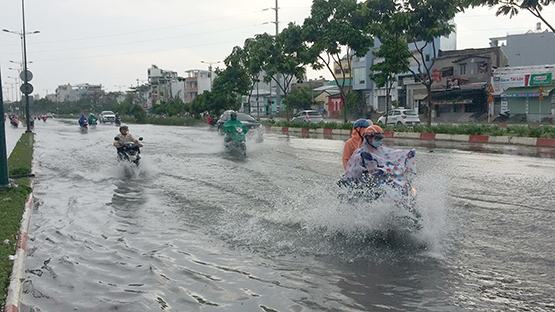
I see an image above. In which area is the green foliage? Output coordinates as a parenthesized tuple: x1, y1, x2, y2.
(283, 88, 313, 113)
(1, 133, 34, 307)
(465, 0, 555, 32)
(150, 98, 186, 117)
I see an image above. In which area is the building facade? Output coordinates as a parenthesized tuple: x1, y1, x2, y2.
(184, 70, 212, 103)
(490, 28, 555, 66)
(353, 31, 457, 114)
(493, 65, 555, 122)
(430, 47, 508, 122)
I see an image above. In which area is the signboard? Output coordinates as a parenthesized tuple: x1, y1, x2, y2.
(529, 73, 552, 86)
(20, 83, 34, 95)
(19, 70, 33, 82)
(493, 74, 530, 95)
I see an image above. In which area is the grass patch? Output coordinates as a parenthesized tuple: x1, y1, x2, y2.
(0, 132, 34, 308)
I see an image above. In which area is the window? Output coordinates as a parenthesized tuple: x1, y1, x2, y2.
(425, 54, 430, 62)
(442, 67, 454, 77)
(459, 64, 467, 75)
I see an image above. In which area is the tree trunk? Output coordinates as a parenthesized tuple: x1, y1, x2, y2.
(426, 84, 433, 126)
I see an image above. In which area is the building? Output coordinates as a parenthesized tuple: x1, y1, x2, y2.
(353, 31, 457, 114)
(184, 69, 212, 103)
(493, 65, 555, 122)
(429, 47, 508, 122)
(54, 83, 104, 102)
(147, 65, 178, 105)
(490, 26, 555, 66)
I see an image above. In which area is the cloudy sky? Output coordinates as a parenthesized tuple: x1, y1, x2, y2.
(1, 0, 555, 100)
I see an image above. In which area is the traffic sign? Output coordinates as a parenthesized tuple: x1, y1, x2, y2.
(19, 70, 33, 82)
(20, 83, 34, 95)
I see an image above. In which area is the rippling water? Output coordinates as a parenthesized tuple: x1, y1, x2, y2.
(21, 121, 555, 311)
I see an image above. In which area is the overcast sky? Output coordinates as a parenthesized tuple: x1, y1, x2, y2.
(2, 0, 555, 100)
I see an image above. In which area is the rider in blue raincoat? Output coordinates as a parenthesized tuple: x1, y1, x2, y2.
(78, 113, 88, 127)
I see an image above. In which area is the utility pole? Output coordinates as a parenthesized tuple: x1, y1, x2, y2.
(21, 0, 32, 132)
(0, 70, 10, 188)
(272, 0, 281, 112)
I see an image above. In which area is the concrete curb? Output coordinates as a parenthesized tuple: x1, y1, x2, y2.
(4, 193, 34, 312)
(265, 127, 555, 148)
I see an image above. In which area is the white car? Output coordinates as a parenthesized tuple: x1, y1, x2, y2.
(99, 111, 116, 123)
(291, 110, 325, 123)
(377, 108, 420, 126)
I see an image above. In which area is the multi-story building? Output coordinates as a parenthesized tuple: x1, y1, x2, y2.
(184, 69, 212, 103)
(430, 47, 508, 122)
(352, 30, 457, 114)
(54, 83, 104, 102)
(147, 65, 178, 105)
(490, 25, 555, 66)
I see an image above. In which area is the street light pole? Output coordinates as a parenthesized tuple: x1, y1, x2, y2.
(0, 70, 9, 188)
(21, 0, 32, 132)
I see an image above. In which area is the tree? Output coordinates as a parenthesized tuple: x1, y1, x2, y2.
(467, 0, 555, 33)
(283, 87, 313, 115)
(368, 1, 412, 124)
(396, 0, 466, 125)
(302, 0, 374, 122)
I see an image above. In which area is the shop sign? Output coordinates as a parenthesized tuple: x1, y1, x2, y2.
(500, 99, 509, 114)
(529, 73, 552, 86)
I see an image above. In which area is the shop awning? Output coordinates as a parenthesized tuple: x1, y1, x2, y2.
(502, 87, 554, 98)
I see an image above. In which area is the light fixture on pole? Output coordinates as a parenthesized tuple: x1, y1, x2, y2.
(201, 60, 221, 89)
(2, 0, 40, 133)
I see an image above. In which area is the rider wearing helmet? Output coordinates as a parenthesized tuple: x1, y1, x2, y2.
(342, 119, 372, 170)
(343, 124, 415, 181)
(113, 125, 143, 148)
(223, 111, 249, 142)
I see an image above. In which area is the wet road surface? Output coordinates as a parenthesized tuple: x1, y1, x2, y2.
(21, 120, 555, 311)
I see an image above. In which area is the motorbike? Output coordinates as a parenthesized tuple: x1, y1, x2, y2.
(115, 116, 121, 127)
(224, 127, 247, 158)
(79, 120, 88, 133)
(493, 111, 510, 123)
(115, 137, 143, 166)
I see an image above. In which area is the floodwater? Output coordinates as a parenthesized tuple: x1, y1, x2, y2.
(21, 120, 555, 311)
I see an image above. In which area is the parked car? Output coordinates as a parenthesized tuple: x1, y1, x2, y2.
(216, 111, 264, 142)
(99, 111, 116, 123)
(291, 110, 325, 123)
(377, 108, 420, 126)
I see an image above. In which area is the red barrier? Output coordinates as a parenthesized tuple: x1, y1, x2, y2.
(537, 138, 555, 147)
(281, 127, 289, 135)
(420, 132, 436, 141)
(324, 128, 333, 139)
(301, 128, 309, 138)
(469, 135, 489, 143)
(384, 131, 395, 138)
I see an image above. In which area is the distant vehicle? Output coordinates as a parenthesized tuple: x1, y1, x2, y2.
(216, 111, 264, 143)
(291, 110, 325, 123)
(99, 111, 116, 123)
(377, 108, 420, 126)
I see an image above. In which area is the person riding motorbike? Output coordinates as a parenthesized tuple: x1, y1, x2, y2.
(113, 125, 143, 160)
(115, 113, 121, 126)
(88, 113, 98, 125)
(343, 125, 415, 184)
(78, 113, 88, 128)
(223, 111, 249, 143)
(342, 119, 372, 170)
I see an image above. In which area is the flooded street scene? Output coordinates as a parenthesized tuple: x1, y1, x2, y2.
(2, 0, 555, 311)
(16, 121, 553, 311)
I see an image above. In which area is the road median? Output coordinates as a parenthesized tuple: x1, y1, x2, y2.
(1, 132, 34, 312)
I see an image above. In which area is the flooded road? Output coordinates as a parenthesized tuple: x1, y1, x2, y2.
(22, 120, 555, 311)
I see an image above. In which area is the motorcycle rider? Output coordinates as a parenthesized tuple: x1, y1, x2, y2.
(223, 111, 249, 143)
(344, 125, 415, 183)
(114, 113, 122, 126)
(78, 113, 88, 128)
(113, 125, 143, 160)
(342, 119, 372, 170)
(88, 113, 98, 125)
